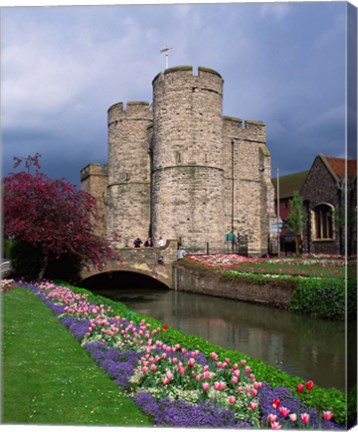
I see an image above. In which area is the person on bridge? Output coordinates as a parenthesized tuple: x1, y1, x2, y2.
(157, 236, 165, 247)
(133, 237, 143, 248)
(144, 237, 153, 247)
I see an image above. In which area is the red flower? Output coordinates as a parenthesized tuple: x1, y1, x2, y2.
(272, 398, 281, 409)
(162, 324, 168, 331)
(297, 384, 304, 393)
(305, 380, 314, 391)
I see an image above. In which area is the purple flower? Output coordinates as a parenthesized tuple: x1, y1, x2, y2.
(60, 317, 90, 340)
(132, 392, 251, 428)
(84, 342, 140, 389)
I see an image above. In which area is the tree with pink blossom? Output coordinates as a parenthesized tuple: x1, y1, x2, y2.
(3, 154, 116, 280)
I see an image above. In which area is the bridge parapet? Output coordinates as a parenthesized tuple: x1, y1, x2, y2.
(81, 239, 179, 288)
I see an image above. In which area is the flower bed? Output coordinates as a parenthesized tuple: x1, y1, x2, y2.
(3, 279, 344, 430)
(184, 254, 348, 278)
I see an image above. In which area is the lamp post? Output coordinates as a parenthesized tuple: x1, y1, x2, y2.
(276, 167, 281, 257)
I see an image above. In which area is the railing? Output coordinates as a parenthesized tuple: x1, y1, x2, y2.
(179, 237, 249, 257)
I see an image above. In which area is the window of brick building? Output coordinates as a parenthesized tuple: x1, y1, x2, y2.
(312, 204, 334, 240)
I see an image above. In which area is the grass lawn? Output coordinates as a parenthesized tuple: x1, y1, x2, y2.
(232, 261, 344, 278)
(2, 287, 153, 426)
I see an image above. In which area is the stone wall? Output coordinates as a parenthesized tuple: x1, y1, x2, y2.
(172, 261, 297, 308)
(223, 117, 274, 255)
(151, 66, 225, 249)
(80, 163, 108, 238)
(107, 101, 153, 247)
(81, 66, 276, 256)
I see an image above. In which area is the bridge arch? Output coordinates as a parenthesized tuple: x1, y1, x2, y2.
(80, 240, 179, 288)
(80, 269, 170, 291)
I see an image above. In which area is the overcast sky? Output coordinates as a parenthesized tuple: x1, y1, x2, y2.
(1, 1, 357, 187)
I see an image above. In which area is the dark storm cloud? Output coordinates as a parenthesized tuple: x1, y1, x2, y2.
(1, 1, 355, 187)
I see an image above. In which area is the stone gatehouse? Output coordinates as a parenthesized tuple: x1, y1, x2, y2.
(81, 66, 276, 256)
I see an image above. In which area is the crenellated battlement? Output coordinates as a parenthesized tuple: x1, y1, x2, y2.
(153, 65, 223, 87)
(80, 163, 108, 181)
(108, 101, 152, 129)
(224, 116, 265, 130)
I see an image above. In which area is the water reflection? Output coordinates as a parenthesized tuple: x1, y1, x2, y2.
(86, 283, 349, 391)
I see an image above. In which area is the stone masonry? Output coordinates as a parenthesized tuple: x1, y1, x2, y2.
(81, 66, 276, 256)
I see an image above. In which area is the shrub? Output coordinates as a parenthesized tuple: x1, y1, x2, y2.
(290, 278, 346, 320)
(9, 240, 82, 283)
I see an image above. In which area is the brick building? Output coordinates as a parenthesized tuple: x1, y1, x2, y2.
(300, 154, 356, 255)
(271, 171, 308, 253)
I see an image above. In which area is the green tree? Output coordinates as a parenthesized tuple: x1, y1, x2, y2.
(287, 191, 305, 255)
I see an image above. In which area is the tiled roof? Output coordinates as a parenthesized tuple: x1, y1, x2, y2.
(271, 171, 309, 199)
(323, 155, 357, 181)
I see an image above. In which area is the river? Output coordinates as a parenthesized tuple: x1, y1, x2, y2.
(83, 273, 354, 392)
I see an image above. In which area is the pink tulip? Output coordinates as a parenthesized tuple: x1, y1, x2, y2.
(289, 413, 297, 422)
(236, 387, 242, 393)
(142, 367, 148, 374)
(195, 374, 202, 382)
(301, 413, 310, 425)
(234, 369, 241, 377)
(272, 398, 281, 409)
(231, 376, 238, 384)
(216, 361, 223, 369)
(252, 389, 258, 397)
(162, 378, 169, 385)
(297, 383, 304, 393)
(279, 407, 290, 417)
(322, 411, 333, 421)
(228, 396, 236, 404)
(166, 370, 173, 381)
(305, 380, 314, 391)
(187, 358, 196, 367)
(245, 385, 251, 393)
(210, 352, 218, 361)
(245, 366, 251, 373)
(270, 421, 282, 430)
(241, 359, 247, 366)
(202, 382, 209, 391)
(268, 414, 277, 423)
(150, 365, 157, 372)
(250, 402, 257, 410)
(203, 371, 211, 379)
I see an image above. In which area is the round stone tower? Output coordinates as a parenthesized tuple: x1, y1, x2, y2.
(151, 66, 225, 251)
(107, 101, 153, 248)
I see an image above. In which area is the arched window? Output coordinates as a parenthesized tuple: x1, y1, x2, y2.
(312, 204, 334, 240)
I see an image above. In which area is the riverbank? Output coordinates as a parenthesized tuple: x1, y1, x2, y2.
(173, 255, 356, 321)
(2, 280, 350, 428)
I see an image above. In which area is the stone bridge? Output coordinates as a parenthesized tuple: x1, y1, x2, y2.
(80, 240, 179, 288)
